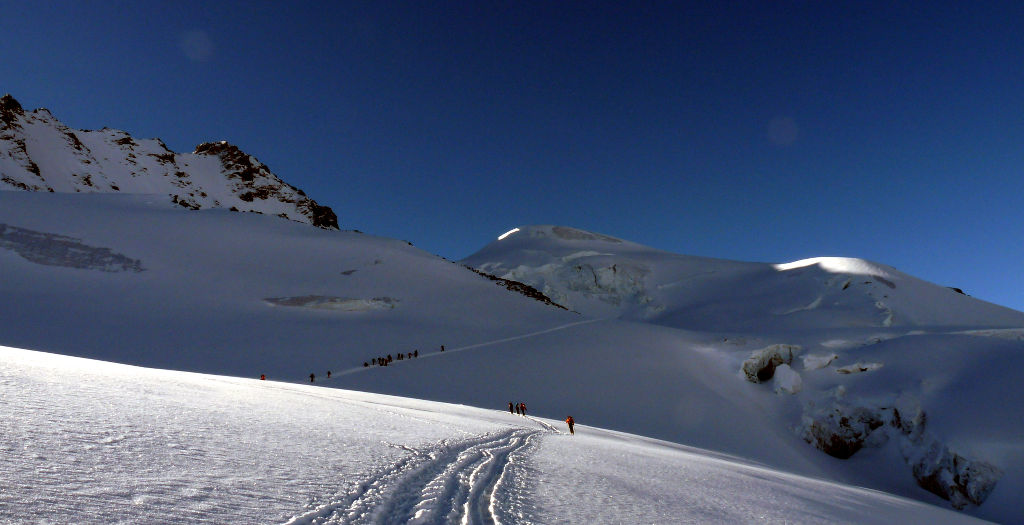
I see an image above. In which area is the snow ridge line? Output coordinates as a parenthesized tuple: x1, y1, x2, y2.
(282, 427, 540, 525)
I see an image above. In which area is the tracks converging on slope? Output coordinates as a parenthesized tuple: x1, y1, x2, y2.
(284, 427, 542, 525)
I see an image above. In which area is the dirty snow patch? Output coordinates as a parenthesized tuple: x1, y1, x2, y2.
(0, 223, 144, 272)
(263, 296, 397, 311)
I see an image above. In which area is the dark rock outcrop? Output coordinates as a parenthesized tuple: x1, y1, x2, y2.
(465, 266, 568, 310)
(194, 141, 338, 229)
(1, 94, 25, 128)
(801, 402, 885, 459)
(741, 344, 800, 383)
(801, 397, 1002, 509)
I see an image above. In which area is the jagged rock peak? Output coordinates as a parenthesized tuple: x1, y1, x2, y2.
(1, 94, 24, 114)
(194, 140, 242, 156)
(1, 94, 25, 127)
(194, 141, 260, 176)
(190, 140, 339, 229)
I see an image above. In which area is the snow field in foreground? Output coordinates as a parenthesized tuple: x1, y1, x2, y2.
(0, 346, 987, 524)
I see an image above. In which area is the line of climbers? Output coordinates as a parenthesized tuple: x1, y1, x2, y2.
(307, 370, 332, 382)
(362, 344, 444, 368)
(259, 351, 578, 435)
(508, 401, 528, 416)
(363, 350, 419, 368)
(260, 371, 334, 382)
(259, 345, 447, 382)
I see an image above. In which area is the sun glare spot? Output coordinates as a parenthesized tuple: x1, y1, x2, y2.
(498, 227, 520, 241)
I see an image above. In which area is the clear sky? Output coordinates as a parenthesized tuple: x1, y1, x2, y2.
(3, 1, 1023, 312)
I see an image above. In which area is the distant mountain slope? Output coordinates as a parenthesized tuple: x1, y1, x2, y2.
(0, 94, 337, 229)
(462, 225, 1024, 331)
(0, 191, 573, 380)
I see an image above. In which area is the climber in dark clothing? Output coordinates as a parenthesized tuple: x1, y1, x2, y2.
(508, 402, 514, 414)
(310, 373, 315, 383)
(565, 416, 575, 435)
(520, 403, 527, 416)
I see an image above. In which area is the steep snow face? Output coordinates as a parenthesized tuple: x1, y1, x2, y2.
(0, 94, 337, 229)
(463, 225, 1024, 331)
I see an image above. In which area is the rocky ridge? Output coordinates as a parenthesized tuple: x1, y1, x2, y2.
(0, 94, 337, 229)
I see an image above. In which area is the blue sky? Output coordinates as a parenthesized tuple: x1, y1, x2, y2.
(3, 2, 1023, 311)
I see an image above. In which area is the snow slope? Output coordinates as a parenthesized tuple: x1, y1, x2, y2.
(0, 345, 990, 524)
(0, 191, 574, 380)
(2, 199, 1024, 520)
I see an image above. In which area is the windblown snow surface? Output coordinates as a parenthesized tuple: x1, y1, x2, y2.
(2, 195, 1024, 522)
(0, 346, 987, 524)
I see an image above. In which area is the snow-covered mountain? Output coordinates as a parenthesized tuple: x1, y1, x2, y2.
(3, 100, 1024, 522)
(0, 94, 337, 229)
(462, 225, 1024, 331)
(3, 192, 1022, 522)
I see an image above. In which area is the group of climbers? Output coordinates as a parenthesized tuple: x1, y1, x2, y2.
(507, 400, 576, 435)
(262, 343, 579, 434)
(261, 345, 446, 383)
(508, 401, 528, 416)
(308, 370, 332, 382)
(363, 350, 419, 368)
(360, 343, 448, 369)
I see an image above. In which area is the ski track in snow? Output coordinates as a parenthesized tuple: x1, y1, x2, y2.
(443, 318, 605, 355)
(283, 427, 542, 525)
